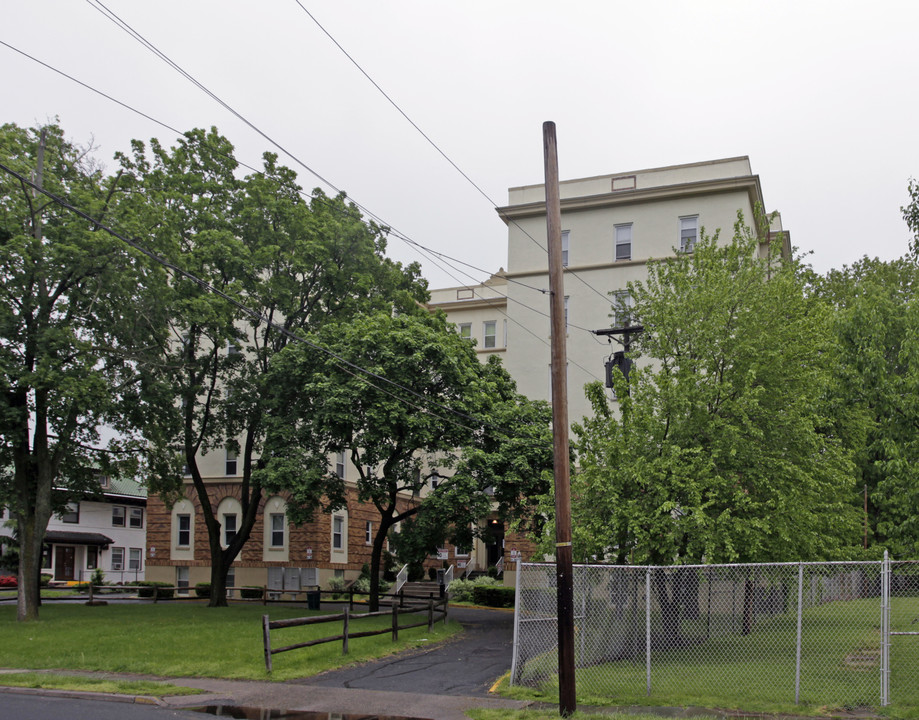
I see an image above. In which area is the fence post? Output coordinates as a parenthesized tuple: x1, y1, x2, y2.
(881, 550, 890, 706)
(645, 566, 651, 697)
(399, 588, 404, 608)
(392, 601, 399, 641)
(262, 615, 273, 673)
(263, 586, 268, 606)
(795, 562, 804, 704)
(153, 584, 159, 604)
(349, 589, 354, 610)
(510, 561, 523, 687)
(88, 581, 94, 604)
(343, 606, 350, 655)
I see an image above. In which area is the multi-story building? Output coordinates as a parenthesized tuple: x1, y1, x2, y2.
(1, 475, 147, 584)
(145, 156, 787, 591)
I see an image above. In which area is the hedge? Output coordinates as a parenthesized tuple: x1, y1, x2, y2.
(472, 585, 515, 608)
(240, 586, 263, 599)
(195, 583, 211, 598)
(135, 581, 175, 599)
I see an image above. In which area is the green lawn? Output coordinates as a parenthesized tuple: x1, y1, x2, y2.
(0, 602, 460, 682)
(0, 671, 202, 697)
(505, 596, 919, 717)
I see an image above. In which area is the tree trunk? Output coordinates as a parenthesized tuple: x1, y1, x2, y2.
(17, 518, 42, 622)
(368, 518, 393, 613)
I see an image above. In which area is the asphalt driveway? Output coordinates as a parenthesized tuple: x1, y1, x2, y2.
(295, 606, 515, 697)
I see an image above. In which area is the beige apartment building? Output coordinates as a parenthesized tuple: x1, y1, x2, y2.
(146, 156, 786, 592)
(429, 156, 788, 424)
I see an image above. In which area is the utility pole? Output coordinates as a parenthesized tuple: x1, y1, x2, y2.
(543, 120, 576, 716)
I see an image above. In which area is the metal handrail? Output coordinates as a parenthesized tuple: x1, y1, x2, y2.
(394, 563, 408, 594)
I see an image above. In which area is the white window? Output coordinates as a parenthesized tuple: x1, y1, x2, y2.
(458, 323, 472, 340)
(333, 515, 344, 550)
(226, 567, 236, 598)
(177, 514, 191, 547)
(129, 507, 144, 529)
(483, 321, 497, 349)
(112, 506, 125, 527)
(615, 223, 632, 261)
(612, 291, 633, 327)
(225, 448, 238, 476)
(334, 451, 346, 480)
(62, 503, 79, 524)
(227, 340, 240, 356)
(86, 546, 98, 570)
(176, 567, 189, 595)
(128, 548, 142, 572)
(111, 547, 125, 572)
(98, 475, 109, 489)
(270, 513, 285, 548)
(223, 513, 237, 546)
(680, 216, 698, 253)
(561, 230, 570, 267)
(365, 521, 372, 545)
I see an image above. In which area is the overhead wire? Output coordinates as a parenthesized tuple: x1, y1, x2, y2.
(0, 36, 604, 386)
(0, 160, 553, 446)
(292, 2, 619, 310)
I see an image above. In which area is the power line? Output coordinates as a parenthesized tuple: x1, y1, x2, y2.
(293, 2, 618, 308)
(0, 160, 551, 448)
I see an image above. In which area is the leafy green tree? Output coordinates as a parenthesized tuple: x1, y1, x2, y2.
(268, 309, 552, 611)
(0, 123, 172, 621)
(572, 214, 859, 565)
(817, 256, 919, 557)
(116, 129, 425, 606)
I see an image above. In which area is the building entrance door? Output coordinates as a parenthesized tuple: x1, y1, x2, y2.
(485, 521, 505, 568)
(54, 546, 75, 581)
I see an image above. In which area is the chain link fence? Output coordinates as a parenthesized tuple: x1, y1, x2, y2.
(512, 557, 919, 709)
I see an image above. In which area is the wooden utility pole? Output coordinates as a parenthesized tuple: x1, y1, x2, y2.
(543, 120, 576, 716)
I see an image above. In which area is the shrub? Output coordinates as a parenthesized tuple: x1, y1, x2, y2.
(0, 575, 17, 588)
(407, 562, 425, 582)
(90, 568, 105, 588)
(240, 586, 263, 599)
(428, 566, 438, 581)
(472, 584, 515, 608)
(39, 574, 51, 586)
(136, 581, 174, 599)
(194, 582, 211, 598)
(487, 565, 499, 579)
(448, 576, 499, 603)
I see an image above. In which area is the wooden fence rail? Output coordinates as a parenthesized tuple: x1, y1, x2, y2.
(262, 596, 449, 672)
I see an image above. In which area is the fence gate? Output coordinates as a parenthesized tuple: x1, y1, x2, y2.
(512, 557, 917, 709)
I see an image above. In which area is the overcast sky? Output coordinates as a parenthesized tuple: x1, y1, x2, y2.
(4, 1, 918, 289)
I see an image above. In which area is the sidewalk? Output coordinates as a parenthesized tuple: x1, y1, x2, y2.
(0, 670, 533, 720)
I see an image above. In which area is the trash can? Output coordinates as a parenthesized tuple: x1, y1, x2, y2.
(306, 589, 320, 610)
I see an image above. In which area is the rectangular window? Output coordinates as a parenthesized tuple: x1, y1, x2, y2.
(612, 291, 633, 327)
(226, 567, 236, 598)
(112, 506, 125, 527)
(458, 323, 472, 340)
(86, 546, 98, 570)
(680, 216, 698, 253)
(41, 545, 52, 570)
(564, 296, 569, 328)
(561, 230, 570, 267)
(365, 521, 372, 545)
(270, 514, 285, 548)
(223, 514, 237, 546)
(177, 514, 191, 547)
(62, 503, 79, 524)
(483, 320, 497, 349)
(176, 567, 189, 595)
(333, 515, 344, 550)
(111, 547, 124, 572)
(128, 548, 142, 572)
(129, 507, 144, 529)
(615, 223, 632, 261)
(334, 451, 346, 480)
(227, 340, 240, 356)
(225, 448, 238, 476)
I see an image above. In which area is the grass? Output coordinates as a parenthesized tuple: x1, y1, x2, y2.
(0, 602, 461, 682)
(468, 712, 720, 720)
(0, 671, 201, 697)
(0, 589, 76, 600)
(504, 596, 919, 717)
